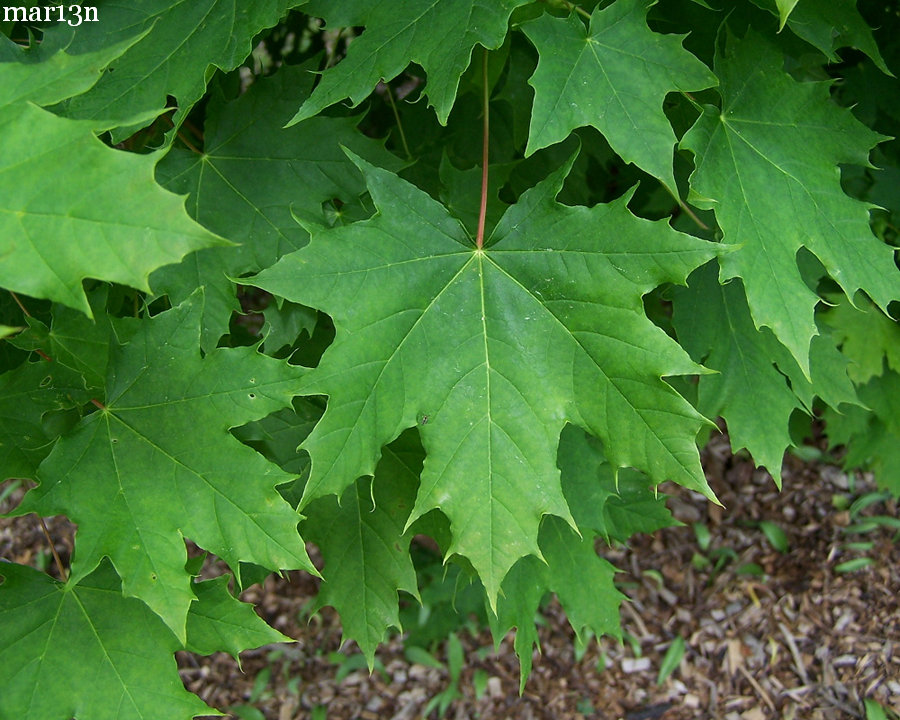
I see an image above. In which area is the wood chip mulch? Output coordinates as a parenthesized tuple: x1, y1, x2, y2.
(2, 433, 898, 720)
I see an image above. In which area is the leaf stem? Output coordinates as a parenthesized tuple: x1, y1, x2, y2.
(476, 47, 490, 249)
(384, 83, 412, 160)
(90, 398, 107, 410)
(544, 0, 591, 20)
(39, 517, 67, 581)
(9, 291, 31, 317)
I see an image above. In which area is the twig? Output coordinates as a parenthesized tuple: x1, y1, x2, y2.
(778, 622, 811, 685)
(738, 665, 776, 713)
(9, 291, 31, 317)
(384, 83, 412, 160)
(39, 517, 67, 581)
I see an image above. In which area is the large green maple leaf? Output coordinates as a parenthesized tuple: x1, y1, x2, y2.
(289, 0, 529, 125)
(0, 102, 226, 316)
(51, 0, 302, 139)
(0, 561, 214, 720)
(11, 293, 315, 640)
(252, 152, 717, 600)
(681, 31, 898, 373)
(521, 0, 716, 191)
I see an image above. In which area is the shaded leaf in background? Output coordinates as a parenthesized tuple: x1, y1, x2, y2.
(290, 0, 530, 125)
(153, 63, 401, 349)
(302, 431, 422, 665)
(0, 561, 215, 720)
(0, 360, 83, 481)
(10, 288, 116, 398)
(522, 0, 716, 191)
(11, 293, 315, 640)
(750, 0, 890, 73)
(51, 0, 303, 139)
(490, 516, 623, 691)
(0, 102, 226, 316)
(823, 294, 900, 384)
(672, 263, 857, 482)
(681, 31, 897, 373)
(253, 152, 716, 601)
(826, 370, 900, 495)
(557, 426, 676, 543)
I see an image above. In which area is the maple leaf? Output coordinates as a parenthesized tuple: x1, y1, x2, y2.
(0, 102, 226, 316)
(153, 62, 402, 349)
(672, 264, 857, 482)
(522, 0, 716, 191)
(681, 31, 898, 374)
(252, 151, 717, 601)
(750, 0, 891, 73)
(302, 432, 421, 665)
(826, 370, 900, 495)
(0, 27, 145, 107)
(0, 561, 216, 720)
(185, 574, 290, 660)
(823, 294, 900, 384)
(51, 0, 302, 139)
(11, 293, 315, 640)
(0, 360, 83, 481)
(556, 426, 675, 544)
(290, 0, 530, 126)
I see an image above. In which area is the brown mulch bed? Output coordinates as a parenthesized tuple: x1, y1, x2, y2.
(2, 434, 898, 720)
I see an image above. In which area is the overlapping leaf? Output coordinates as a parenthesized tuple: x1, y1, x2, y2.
(153, 63, 402, 349)
(681, 31, 898, 373)
(0, 102, 226, 316)
(11, 293, 314, 639)
(522, 0, 716, 191)
(0, 27, 146, 107)
(290, 0, 530, 125)
(252, 152, 717, 600)
(51, 0, 303, 138)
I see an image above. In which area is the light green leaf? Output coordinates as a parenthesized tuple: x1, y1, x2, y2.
(50, 0, 303, 139)
(0, 26, 147, 107)
(153, 63, 402, 349)
(185, 575, 290, 659)
(0, 561, 216, 720)
(302, 432, 421, 666)
(681, 31, 897, 374)
(522, 0, 716, 191)
(0, 102, 226, 316)
(290, 0, 530, 125)
(775, 0, 800, 30)
(12, 293, 315, 640)
(657, 635, 685, 684)
(252, 151, 716, 602)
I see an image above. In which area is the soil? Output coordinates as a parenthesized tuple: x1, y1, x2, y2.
(2, 433, 898, 720)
